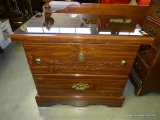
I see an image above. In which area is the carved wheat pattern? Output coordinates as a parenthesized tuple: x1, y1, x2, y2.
(46, 50, 113, 73)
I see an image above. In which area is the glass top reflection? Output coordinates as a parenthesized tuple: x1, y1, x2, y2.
(15, 13, 143, 36)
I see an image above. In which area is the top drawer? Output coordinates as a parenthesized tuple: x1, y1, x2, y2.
(143, 18, 160, 48)
(24, 43, 139, 75)
(148, 0, 160, 22)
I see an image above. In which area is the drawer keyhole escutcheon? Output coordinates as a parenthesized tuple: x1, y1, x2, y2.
(156, 7, 160, 17)
(121, 60, 127, 67)
(35, 58, 41, 65)
(72, 82, 89, 90)
(78, 52, 85, 62)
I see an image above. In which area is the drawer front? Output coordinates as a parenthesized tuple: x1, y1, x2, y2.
(33, 74, 128, 96)
(148, 0, 160, 22)
(138, 45, 158, 67)
(143, 18, 160, 48)
(24, 44, 139, 75)
(132, 56, 149, 84)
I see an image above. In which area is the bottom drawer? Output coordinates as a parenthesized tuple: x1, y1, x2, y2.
(33, 74, 128, 96)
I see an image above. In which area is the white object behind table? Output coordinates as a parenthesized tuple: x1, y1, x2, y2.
(43, 1, 81, 12)
(0, 20, 12, 49)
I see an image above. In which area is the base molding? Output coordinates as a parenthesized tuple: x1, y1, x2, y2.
(35, 95, 125, 107)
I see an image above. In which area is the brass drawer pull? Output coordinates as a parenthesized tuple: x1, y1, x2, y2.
(121, 60, 127, 67)
(35, 58, 41, 65)
(148, 28, 157, 36)
(156, 7, 160, 17)
(140, 45, 149, 54)
(135, 62, 142, 71)
(72, 82, 89, 90)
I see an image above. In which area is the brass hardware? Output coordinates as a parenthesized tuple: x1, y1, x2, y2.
(35, 58, 41, 65)
(156, 7, 160, 17)
(121, 60, 127, 67)
(148, 28, 157, 36)
(72, 82, 89, 90)
(140, 45, 149, 54)
(136, 89, 142, 96)
(12, 22, 23, 24)
(135, 62, 142, 71)
(78, 52, 85, 62)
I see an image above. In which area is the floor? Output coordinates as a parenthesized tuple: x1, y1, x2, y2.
(0, 42, 160, 120)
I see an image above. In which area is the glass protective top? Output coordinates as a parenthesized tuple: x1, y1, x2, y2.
(14, 13, 147, 36)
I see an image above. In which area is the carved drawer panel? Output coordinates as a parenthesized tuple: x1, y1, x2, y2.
(143, 18, 160, 48)
(132, 56, 149, 84)
(33, 74, 128, 96)
(24, 43, 139, 75)
(138, 45, 158, 67)
(148, 0, 160, 22)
